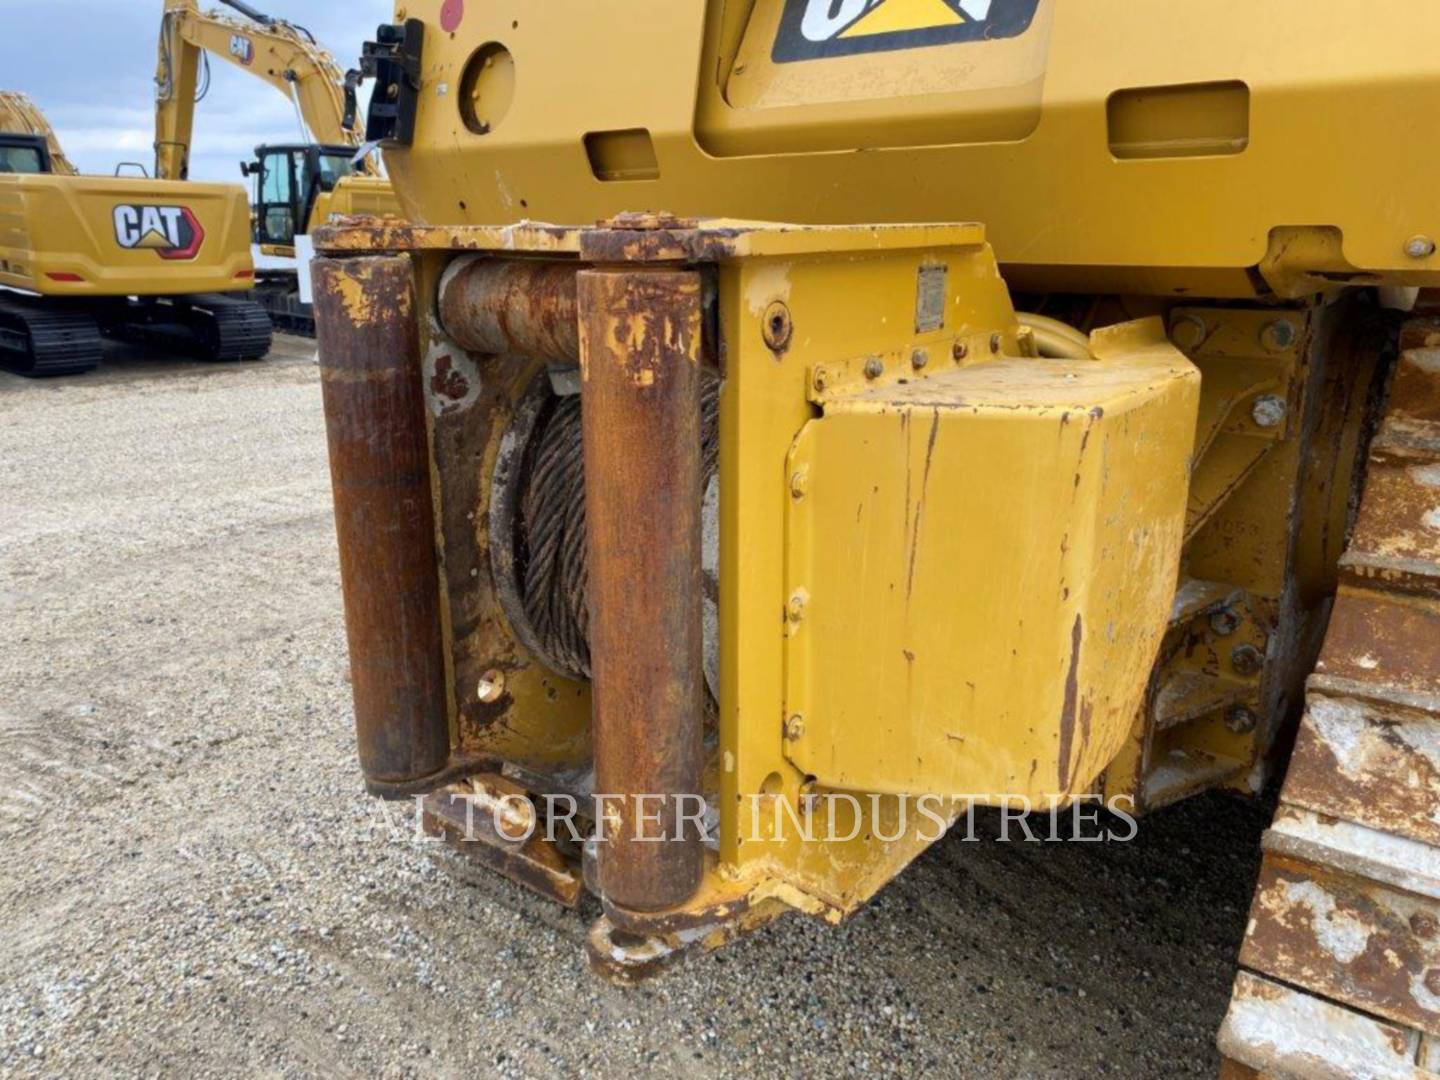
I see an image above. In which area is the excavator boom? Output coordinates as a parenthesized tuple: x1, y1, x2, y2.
(154, 0, 358, 181)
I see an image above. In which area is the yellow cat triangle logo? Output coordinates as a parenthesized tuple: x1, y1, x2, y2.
(840, 0, 989, 38)
(134, 228, 174, 250)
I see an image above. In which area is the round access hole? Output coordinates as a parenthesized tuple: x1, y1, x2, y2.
(459, 42, 515, 135)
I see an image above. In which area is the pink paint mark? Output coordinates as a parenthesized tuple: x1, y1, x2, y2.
(439, 0, 464, 33)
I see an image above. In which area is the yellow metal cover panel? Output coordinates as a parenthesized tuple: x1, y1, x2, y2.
(0, 174, 254, 297)
(783, 321, 1199, 800)
(385, 0, 1440, 291)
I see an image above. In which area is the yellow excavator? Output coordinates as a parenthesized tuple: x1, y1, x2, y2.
(310, 3, 1440, 1073)
(154, 0, 398, 332)
(0, 90, 269, 376)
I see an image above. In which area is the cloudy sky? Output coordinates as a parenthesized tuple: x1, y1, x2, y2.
(1, 0, 390, 184)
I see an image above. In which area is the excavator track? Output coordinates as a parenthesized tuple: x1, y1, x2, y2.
(1219, 318, 1440, 1076)
(0, 292, 102, 377)
(112, 293, 273, 363)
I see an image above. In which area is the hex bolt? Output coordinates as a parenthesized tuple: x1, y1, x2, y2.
(789, 469, 808, 501)
(1259, 318, 1297, 353)
(1412, 912, 1440, 940)
(762, 301, 793, 352)
(477, 668, 507, 704)
(911, 349, 929, 371)
(1170, 314, 1207, 352)
(1231, 643, 1265, 676)
(864, 357, 884, 380)
(784, 714, 806, 741)
(1251, 395, 1288, 429)
(1225, 706, 1258, 735)
(952, 341, 969, 361)
(1407, 235, 1437, 260)
(1209, 607, 1241, 637)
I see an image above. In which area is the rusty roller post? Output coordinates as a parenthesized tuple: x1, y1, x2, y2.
(438, 256, 579, 363)
(579, 268, 705, 913)
(313, 256, 451, 791)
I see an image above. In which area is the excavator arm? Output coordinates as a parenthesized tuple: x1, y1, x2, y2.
(154, 0, 358, 180)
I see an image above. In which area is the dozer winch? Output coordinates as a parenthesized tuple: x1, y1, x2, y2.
(311, 3, 1440, 1073)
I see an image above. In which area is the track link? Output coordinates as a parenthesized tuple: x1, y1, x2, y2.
(111, 293, 274, 363)
(0, 293, 102, 377)
(186, 294, 275, 362)
(1219, 319, 1440, 1076)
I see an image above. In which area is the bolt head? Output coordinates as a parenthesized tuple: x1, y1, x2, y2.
(1260, 319, 1297, 352)
(1231, 643, 1265, 677)
(477, 669, 507, 704)
(784, 715, 805, 741)
(952, 341, 969, 361)
(1210, 608, 1241, 637)
(1225, 706, 1258, 735)
(911, 349, 929, 372)
(762, 302, 793, 352)
(1407, 235, 1437, 260)
(789, 471, 808, 500)
(989, 333, 1003, 354)
(863, 357, 885, 380)
(1171, 314, 1207, 352)
(1251, 395, 1288, 429)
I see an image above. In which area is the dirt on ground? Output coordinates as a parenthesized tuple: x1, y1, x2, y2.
(0, 339, 1271, 1078)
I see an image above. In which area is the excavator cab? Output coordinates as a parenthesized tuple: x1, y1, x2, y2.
(243, 142, 357, 250)
(0, 133, 51, 175)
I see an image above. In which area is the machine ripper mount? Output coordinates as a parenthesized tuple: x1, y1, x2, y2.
(315, 1, 1440, 1073)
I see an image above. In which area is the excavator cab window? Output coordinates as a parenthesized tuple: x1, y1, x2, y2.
(0, 135, 51, 175)
(252, 146, 300, 246)
(249, 144, 359, 246)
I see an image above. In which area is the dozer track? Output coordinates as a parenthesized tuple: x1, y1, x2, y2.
(1219, 319, 1440, 1076)
(0, 291, 102, 377)
(113, 293, 273, 363)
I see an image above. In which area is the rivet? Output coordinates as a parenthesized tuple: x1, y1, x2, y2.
(786, 592, 807, 624)
(952, 341, 969, 361)
(864, 357, 884, 380)
(784, 714, 805, 741)
(911, 349, 929, 371)
(989, 333, 1002, 354)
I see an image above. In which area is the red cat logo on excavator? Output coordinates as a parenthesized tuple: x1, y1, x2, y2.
(112, 205, 206, 261)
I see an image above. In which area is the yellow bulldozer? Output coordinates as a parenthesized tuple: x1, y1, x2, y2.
(0, 90, 270, 376)
(310, 3, 1440, 1073)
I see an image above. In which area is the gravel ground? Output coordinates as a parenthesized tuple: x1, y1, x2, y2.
(0, 338, 1270, 1078)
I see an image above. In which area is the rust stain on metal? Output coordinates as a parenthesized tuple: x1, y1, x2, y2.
(1057, 613, 1083, 791)
(421, 789, 581, 907)
(1240, 853, 1440, 1035)
(578, 267, 705, 914)
(438, 257, 580, 364)
(313, 256, 451, 787)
